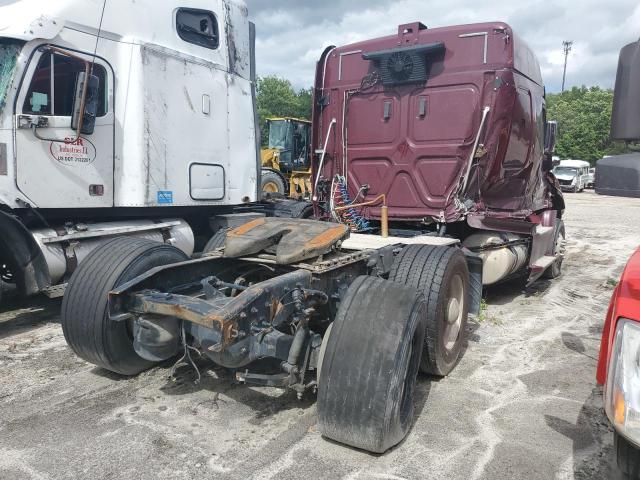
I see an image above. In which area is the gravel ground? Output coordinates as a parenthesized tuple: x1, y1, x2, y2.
(1, 191, 639, 480)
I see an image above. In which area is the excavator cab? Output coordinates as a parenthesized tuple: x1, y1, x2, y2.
(260, 118, 312, 198)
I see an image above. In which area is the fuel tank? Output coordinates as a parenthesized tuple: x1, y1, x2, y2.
(30, 218, 194, 284)
(463, 231, 528, 285)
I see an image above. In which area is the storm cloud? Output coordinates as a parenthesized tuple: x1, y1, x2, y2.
(246, 0, 640, 92)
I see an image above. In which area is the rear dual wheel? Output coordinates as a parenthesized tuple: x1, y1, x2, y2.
(317, 276, 426, 453)
(390, 245, 469, 376)
(317, 247, 470, 453)
(61, 237, 188, 375)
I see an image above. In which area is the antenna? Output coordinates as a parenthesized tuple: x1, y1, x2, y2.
(91, 0, 107, 74)
(561, 40, 573, 92)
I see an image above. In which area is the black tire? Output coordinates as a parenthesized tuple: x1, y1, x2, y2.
(203, 229, 227, 253)
(389, 245, 469, 376)
(616, 431, 640, 478)
(271, 198, 314, 218)
(317, 276, 426, 453)
(290, 203, 313, 219)
(261, 169, 286, 195)
(543, 220, 565, 279)
(61, 237, 188, 375)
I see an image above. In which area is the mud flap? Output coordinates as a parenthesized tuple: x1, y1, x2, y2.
(465, 252, 483, 316)
(0, 210, 51, 296)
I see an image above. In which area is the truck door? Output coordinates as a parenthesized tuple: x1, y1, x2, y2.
(14, 49, 114, 208)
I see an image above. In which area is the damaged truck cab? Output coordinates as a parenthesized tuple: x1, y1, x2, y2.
(311, 22, 565, 287)
(0, 0, 259, 301)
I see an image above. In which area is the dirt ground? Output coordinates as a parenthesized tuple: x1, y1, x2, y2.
(1, 191, 639, 480)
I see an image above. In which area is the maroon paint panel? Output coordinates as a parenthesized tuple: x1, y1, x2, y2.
(311, 21, 556, 223)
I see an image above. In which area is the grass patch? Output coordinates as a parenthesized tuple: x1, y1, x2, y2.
(477, 299, 488, 322)
(476, 299, 502, 325)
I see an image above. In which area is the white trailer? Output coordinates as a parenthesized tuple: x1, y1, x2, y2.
(0, 0, 264, 301)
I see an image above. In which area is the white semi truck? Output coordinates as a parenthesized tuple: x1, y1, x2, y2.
(0, 0, 266, 303)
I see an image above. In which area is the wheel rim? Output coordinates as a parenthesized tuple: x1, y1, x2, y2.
(443, 274, 464, 351)
(262, 181, 280, 193)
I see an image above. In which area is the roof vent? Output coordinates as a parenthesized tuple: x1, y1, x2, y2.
(362, 42, 445, 86)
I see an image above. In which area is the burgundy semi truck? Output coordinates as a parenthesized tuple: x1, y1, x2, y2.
(311, 21, 565, 286)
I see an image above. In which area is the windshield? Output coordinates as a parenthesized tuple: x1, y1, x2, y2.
(0, 41, 23, 114)
(554, 167, 578, 176)
(268, 120, 292, 150)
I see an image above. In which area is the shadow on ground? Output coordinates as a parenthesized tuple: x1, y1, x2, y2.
(484, 276, 554, 307)
(545, 386, 624, 479)
(0, 294, 60, 340)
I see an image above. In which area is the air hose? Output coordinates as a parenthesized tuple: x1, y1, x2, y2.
(332, 175, 371, 232)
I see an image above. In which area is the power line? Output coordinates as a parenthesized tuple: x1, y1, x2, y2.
(561, 41, 573, 92)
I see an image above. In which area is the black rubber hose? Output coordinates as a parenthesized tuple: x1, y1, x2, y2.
(286, 325, 309, 367)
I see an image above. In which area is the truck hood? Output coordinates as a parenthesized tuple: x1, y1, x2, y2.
(0, 3, 63, 41)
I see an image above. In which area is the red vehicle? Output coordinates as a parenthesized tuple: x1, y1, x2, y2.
(597, 38, 640, 478)
(597, 247, 640, 476)
(311, 21, 565, 287)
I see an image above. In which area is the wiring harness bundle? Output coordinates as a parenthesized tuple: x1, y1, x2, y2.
(330, 175, 371, 232)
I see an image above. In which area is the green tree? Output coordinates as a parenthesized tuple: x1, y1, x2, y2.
(294, 87, 313, 119)
(256, 76, 312, 145)
(546, 86, 628, 164)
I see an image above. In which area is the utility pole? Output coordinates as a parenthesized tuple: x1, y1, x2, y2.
(561, 41, 573, 92)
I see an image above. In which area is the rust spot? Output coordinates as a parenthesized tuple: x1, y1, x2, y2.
(228, 217, 266, 237)
(270, 298, 284, 320)
(304, 225, 348, 249)
(202, 313, 238, 344)
(220, 321, 238, 345)
(203, 312, 225, 328)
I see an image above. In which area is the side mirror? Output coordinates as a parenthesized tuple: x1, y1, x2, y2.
(611, 40, 640, 140)
(544, 120, 558, 155)
(71, 71, 100, 135)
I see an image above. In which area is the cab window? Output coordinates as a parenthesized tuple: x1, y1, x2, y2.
(22, 52, 107, 117)
(176, 8, 219, 50)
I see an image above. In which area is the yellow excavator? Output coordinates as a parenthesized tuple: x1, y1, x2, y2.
(260, 117, 312, 198)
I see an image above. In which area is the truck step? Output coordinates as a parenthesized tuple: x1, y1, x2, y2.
(532, 255, 556, 270)
(534, 225, 555, 236)
(42, 283, 67, 299)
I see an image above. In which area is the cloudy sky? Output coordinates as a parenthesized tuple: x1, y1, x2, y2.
(246, 0, 640, 93)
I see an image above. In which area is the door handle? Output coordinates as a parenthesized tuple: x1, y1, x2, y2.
(17, 115, 48, 129)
